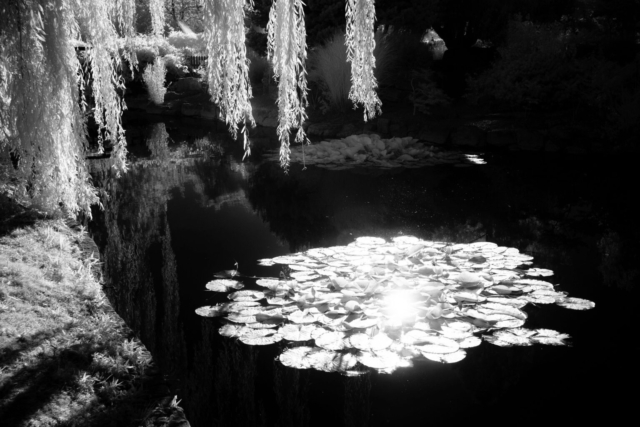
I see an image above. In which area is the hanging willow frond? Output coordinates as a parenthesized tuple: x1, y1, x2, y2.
(345, 0, 381, 121)
(149, 0, 165, 37)
(109, 0, 136, 37)
(0, 0, 127, 216)
(267, 0, 309, 171)
(201, 0, 255, 156)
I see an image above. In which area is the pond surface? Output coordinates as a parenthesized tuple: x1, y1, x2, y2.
(90, 119, 637, 426)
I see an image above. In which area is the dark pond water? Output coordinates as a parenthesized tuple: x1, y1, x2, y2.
(90, 119, 638, 426)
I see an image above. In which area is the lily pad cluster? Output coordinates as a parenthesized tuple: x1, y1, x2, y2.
(196, 236, 594, 375)
(262, 134, 486, 170)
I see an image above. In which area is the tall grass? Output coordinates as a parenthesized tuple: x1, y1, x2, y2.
(143, 59, 167, 105)
(308, 30, 396, 113)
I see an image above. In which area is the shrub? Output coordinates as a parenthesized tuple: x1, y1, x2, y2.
(247, 48, 270, 85)
(307, 30, 397, 113)
(142, 59, 167, 105)
(409, 68, 451, 115)
(308, 31, 351, 112)
(167, 30, 206, 54)
(467, 19, 578, 109)
(163, 54, 187, 80)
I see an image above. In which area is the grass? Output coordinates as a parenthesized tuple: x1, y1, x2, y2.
(0, 210, 188, 426)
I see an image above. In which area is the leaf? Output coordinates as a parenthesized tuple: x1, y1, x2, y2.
(279, 324, 317, 341)
(414, 336, 460, 354)
(240, 330, 283, 346)
(556, 297, 595, 310)
(349, 333, 393, 351)
(206, 279, 243, 292)
(315, 330, 349, 350)
(279, 346, 315, 369)
(356, 350, 404, 370)
(195, 304, 227, 317)
(525, 268, 554, 277)
(422, 349, 467, 363)
(228, 290, 265, 302)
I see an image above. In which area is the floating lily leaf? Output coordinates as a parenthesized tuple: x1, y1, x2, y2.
(349, 333, 393, 351)
(556, 297, 595, 310)
(314, 330, 349, 350)
(458, 336, 482, 349)
(356, 349, 404, 370)
(219, 324, 248, 338)
(279, 346, 315, 369)
(195, 304, 228, 317)
(256, 278, 283, 289)
(228, 290, 265, 302)
(241, 331, 281, 344)
(422, 349, 467, 363)
(205, 279, 243, 292)
(239, 329, 283, 346)
(414, 336, 460, 354)
(288, 310, 319, 324)
(525, 268, 554, 277)
(400, 329, 436, 345)
(530, 329, 571, 346)
(279, 324, 317, 341)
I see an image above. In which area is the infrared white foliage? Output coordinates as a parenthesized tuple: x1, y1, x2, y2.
(143, 58, 167, 105)
(267, 0, 309, 170)
(149, 0, 165, 37)
(0, 0, 128, 216)
(345, 0, 382, 121)
(200, 0, 255, 157)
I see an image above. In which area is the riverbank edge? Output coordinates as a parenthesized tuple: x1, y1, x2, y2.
(0, 209, 190, 426)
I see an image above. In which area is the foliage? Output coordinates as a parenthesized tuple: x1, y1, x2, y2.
(267, 0, 309, 170)
(167, 29, 206, 53)
(308, 30, 395, 114)
(0, 219, 162, 426)
(409, 68, 451, 115)
(345, 0, 382, 121)
(308, 32, 351, 113)
(150, 0, 166, 36)
(165, 0, 205, 32)
(201, 0, 255, 154)
(143, 59, 168, 104)
(247, 48, 271, 84)
(261, 134, 484, 169)
(468, 17, 640, 145)
(0, 0, 127, 217)
(467, 19, 586, 109)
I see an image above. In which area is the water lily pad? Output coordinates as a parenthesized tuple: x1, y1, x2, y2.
(556, 297, 595, 310)
(422, 349, 467, 363)
(195, 304, 227, 317)
(228, 290, 265, 302)
(205, 279, 244, 292)
(525, 268, 554, 277)
(414, 336, 460, 354)
(279, 324, 317, 341)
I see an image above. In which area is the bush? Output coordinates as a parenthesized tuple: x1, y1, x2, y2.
(247, 48, 269, 85)
(467, 19, 578, 109)
(307, 30, 397, 113)
(167, 30, 206, 54)
(142, 59, 167, 105)
(409, 68, 451, 115)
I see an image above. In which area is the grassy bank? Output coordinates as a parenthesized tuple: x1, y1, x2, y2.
(0, 206, 188, 426)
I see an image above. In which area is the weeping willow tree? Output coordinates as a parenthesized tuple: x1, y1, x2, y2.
(200, 0, 255, 157)
(0, 0, 128, 216)
(0, 0, 383, 215)
(345, 0, 381, 121)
